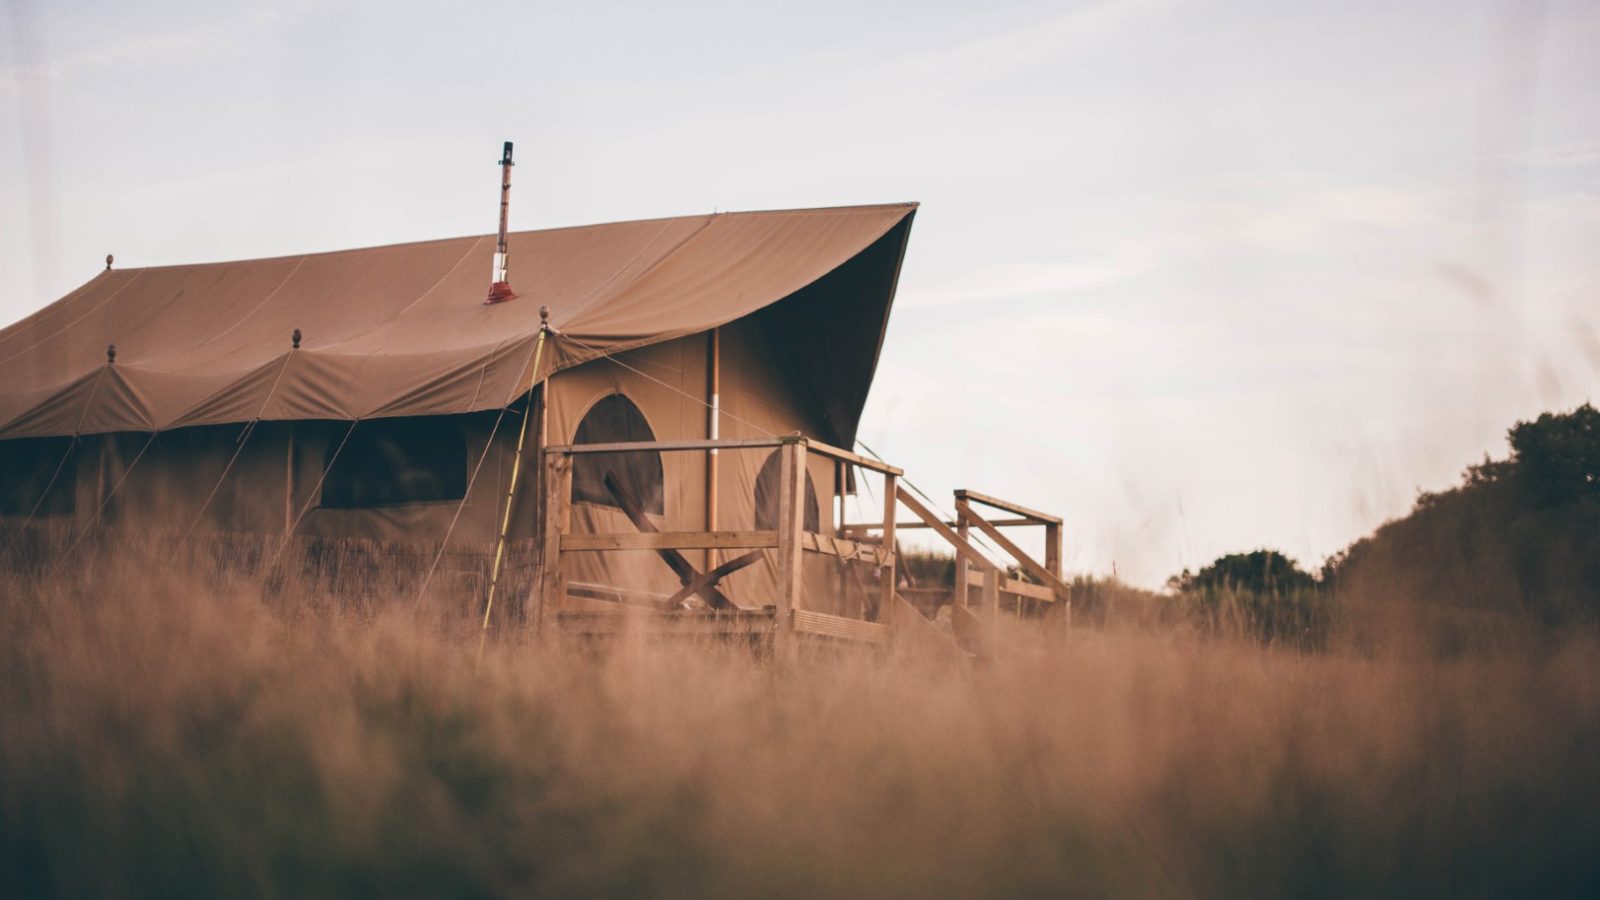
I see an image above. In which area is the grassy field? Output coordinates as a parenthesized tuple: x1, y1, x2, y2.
(2, 541, 1598, 898)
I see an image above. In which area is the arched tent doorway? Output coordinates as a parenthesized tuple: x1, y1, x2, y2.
(753, 448, 820, 533)
(570, 393, 665, 516)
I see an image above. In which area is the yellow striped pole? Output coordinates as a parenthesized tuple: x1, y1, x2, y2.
(478, 317, 549, 662)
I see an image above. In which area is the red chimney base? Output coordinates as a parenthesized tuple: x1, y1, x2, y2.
(484, 282, 517, 305)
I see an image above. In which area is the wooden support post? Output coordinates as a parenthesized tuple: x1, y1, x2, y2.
(982, 566, 1001, 653)
(523, 380, 547, 623)
(1045, 519, 1066, 625)
(532, 450, 570, 635)
(879, 473, 897, 623)
(284, 424, 295, 535)
(705, 327, 719, 573)
(836, 459, 850, 617)
(836, 460, 846, 529)
(956, 512, 970, 610)
(774, 437, 806, 652)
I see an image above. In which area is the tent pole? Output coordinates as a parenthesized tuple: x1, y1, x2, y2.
(479, 312, 549, 661)
(284, 424, 294, 535)
(705, 327, 720, 572)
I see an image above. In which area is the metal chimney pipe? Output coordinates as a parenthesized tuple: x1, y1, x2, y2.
(485, 141, 517, 304)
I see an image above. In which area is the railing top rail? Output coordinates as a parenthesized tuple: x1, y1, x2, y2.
(544, 435, 906, 476)
(805, 439, 904, 476)
(886, 517, 1035, 530)
(954, 489, 1062, 525)
(547, 437, 785, 455)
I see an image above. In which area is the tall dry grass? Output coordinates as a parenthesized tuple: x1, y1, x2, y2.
(2, 533, 1598, 898)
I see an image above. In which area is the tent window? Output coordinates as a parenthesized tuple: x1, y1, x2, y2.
(754, 449, 820, 533)
(572, 394, 665, 515)
(321, 418, 466, 509)
(0, 437, 76, 517)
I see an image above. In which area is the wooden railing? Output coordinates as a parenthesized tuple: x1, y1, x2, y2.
(531, 435, 902, 647)
(844, 483, 1069, 657)
(529, 434, 1064, 659)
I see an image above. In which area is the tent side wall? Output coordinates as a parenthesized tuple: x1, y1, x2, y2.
(546, 323, 846, 609)
(0, 411, 520, 548)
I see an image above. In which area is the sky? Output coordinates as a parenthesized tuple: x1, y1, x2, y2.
(2, 0, 1597, 587)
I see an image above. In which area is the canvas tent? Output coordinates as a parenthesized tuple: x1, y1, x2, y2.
(0, 203, 918, 612)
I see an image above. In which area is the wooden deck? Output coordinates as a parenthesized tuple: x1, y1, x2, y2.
(554, 599, 893, 647)
(524, 434, 1069, 660)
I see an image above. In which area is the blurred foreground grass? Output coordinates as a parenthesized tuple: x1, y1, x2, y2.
(2, 547, 1598, 899)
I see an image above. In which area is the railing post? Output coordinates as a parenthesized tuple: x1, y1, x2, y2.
(956, 508, 970, 611)
(533, 450, 570, 635)
(879, 472, 897, 623)
(774, 436, 806, 653)
(1045, 520, 1067, 625)
(836, 459, 851, 617)
(982, 566, 1001, 653)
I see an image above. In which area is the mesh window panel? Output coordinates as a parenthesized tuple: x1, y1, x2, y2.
(571, 394, 665, 515)
(321, 418, 467, 508)
(0, 437, 76, 517)
(754, 449, 820, 532)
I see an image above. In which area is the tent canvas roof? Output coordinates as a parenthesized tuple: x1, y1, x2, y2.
(0, 202, 917, 443)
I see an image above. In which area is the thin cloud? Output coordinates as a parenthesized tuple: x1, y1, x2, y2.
(0, 8, 292, 97)
(904, 260, 1135, 309)
(1510, 139, 1600, 169)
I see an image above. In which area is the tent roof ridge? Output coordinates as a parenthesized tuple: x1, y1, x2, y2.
(97, 202, 922, 274)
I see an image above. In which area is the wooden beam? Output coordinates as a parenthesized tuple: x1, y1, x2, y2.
(953, 489, 1062, 526)
(982, 568, 1000, 647)
(834, 460, 845, 532)
(800, 531, 890, 566)
(556, 609, 778, 638)
(956, 511, 969, 611)
(660, 550, 764, 609)
(879, 473, 897, 622)
(803, 439, 904, 476)
(962, 569, 1056, 602)
(892, 516, 1036, 530)
(602, 472, 738, 610)
(706, 327, 720, 573)
(562, 530, 778, 551)
(834, 459, 850, 617)
(791, 608, 892, 645)
(548, 437, 782, 455)
(566, 580, 674, 607)
(774, 438, 806, 650)
(559, 593, 648, 615)
(957, 499, 1070, 602)
(1045, 522, 1062, 579)
(894, 488, 998, 574)
(532, 450, 570, 634)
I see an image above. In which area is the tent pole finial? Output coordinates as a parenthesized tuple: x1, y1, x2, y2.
(105, 254, 114, 270)
(106, 344, 116, 365)
(291, 328, 301, 349)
